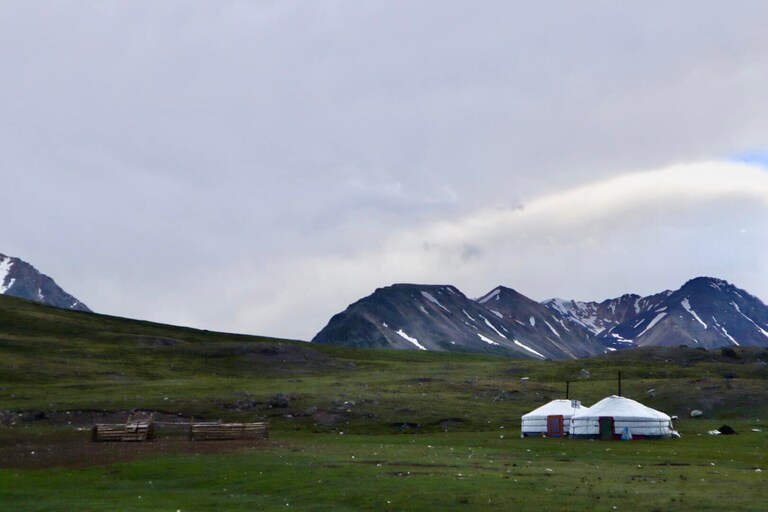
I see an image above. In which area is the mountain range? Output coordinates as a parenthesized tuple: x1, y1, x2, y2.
(4, 249, 767, 360)
(312, 277, 768, 359)
(0, 253, 90, 312)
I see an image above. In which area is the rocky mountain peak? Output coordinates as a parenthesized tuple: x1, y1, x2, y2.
(313, 282, 605, 359)
(681, 276, 734, 294)
(0, 253, 91, 312)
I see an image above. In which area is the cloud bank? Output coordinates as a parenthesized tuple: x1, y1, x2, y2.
(2, 2, 768, 339)
(155, 161, 768, 339)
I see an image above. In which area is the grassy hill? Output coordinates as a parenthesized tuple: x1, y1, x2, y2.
(1, 295, 767, 510)
(0, 294, 522, 429)
(1, 294, 768, 430)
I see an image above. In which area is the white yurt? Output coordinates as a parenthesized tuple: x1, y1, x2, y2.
(570, 395, 674, 440)
(521, 399, 587, 437)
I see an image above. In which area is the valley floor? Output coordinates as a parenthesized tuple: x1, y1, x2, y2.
(2, 297, 767, 510)
(1, 422, 766, 511)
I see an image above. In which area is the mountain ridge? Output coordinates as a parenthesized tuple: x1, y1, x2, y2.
(314, 277, 768, 358)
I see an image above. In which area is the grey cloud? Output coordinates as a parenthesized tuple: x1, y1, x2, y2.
(460, 244, 483, 263)
(2, 2, 768, 339)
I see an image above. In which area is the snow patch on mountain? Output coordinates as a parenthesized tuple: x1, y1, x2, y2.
(545, 298, 571, 316)
(481, 315, 507, 339)
(0, 256, 14, 293)
(421, 291, 450, 313)
(637, 312, 667, 338)
(478, 333, 499, 345)
(396, 329, 427, 350)
(731, 302, 768, 338)
(478, 288, 500, 304)
(541, 298, 605, 334)
(711, 317, 739, 346)
(610, 332, 634, 343)
(721, 327, 739, 346)
(681, 298, 708, 329)
(544, 320, 561, 338)
(514, 340, 545, 358)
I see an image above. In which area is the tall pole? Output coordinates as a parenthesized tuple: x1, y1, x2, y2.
(566, 380, 570, 399)
(618, 371, 622, 397)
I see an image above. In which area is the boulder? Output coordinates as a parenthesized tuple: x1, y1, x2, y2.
(717, 424, 737, 435)
(269, 393, 291, 408)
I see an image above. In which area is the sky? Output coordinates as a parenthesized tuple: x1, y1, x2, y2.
(3, 1, 768, 341)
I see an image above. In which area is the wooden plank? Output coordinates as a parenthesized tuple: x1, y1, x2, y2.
(91, 421, 155, 442)
(190, 422, 269, 441)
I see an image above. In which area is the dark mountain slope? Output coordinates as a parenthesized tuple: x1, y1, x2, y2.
(475, 286, 602, 358)
(608, 277, 768, 348)
(543, 292, 669, 336)
(316, 277, 768, 358)
(313, 284, 605, 359)
(0, 253, 90, 312)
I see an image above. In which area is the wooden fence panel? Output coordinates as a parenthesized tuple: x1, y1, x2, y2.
(91, 421, 155, 442)
(190, 422, 269, 441)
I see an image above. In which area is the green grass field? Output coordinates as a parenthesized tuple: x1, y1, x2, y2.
(1, 295, 767, 510)
(2, 426, 766, 511)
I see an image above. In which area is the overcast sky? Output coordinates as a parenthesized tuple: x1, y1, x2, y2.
(3, 1, 768, 340)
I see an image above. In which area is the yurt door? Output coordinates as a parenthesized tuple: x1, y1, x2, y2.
(599, 417, 614, 440)
(546, 415, 564, 436)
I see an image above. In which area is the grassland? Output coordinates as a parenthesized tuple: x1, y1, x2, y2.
(0, 295, 767, 510)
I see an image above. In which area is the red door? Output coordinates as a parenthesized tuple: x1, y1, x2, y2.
(547, 415, 564, 436)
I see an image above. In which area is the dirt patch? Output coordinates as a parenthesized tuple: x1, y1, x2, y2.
(312, 411, 342, 426)
(390, 422, 421, 432)
(244, 344, 340, 366)
(0, 409, 196, 428)
(390, 462, 459, 469)
(133, 336, 182, 346)
(0, 431, 279, 470)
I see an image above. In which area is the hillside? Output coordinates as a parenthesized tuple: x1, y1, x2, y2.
(2, 293, 768, 433)
(2, 291, 768, 512)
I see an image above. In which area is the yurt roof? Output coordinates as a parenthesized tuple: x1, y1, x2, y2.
(521, 399, 586, 419)
(571, 395, 670, 421)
